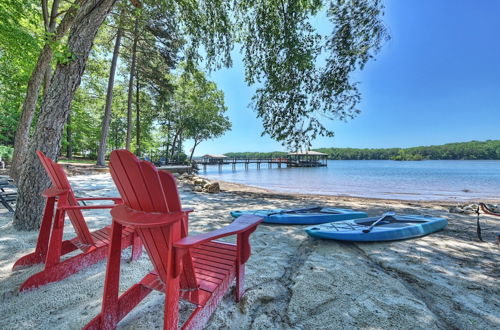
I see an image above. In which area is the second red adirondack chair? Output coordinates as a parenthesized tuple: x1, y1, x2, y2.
(13, 151, 142, 291)
(85, 149, 263, 329)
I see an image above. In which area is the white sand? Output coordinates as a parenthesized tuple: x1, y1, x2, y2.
(0, 174, 498, 329)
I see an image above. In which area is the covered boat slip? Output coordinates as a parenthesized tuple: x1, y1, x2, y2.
(305, 214, 447, 241)
(231, 206, 368, 224)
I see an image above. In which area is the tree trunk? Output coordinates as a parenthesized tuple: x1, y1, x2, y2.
(165, 121, 171, 161)
(13, 0, 118, 231)
(66, 113, 73, 159)
(135, 74, 141, 157)
(43, 61, 52, 98)
(9, 1, 79, 182)
(10, 45, 53, 182)
(170, 130, 181, 159)
(96, 27, 122, 166)
(126, 18, 139, 151)
(189, 139, 199, 163)
(178, 132, 183, 161)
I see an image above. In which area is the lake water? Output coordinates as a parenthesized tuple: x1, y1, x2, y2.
(201, 160, 500, 202)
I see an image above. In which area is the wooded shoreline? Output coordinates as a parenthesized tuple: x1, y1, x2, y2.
(225, 140, 500, 161)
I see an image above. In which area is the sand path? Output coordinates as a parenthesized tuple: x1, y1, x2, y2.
(0, 174, 498, 329)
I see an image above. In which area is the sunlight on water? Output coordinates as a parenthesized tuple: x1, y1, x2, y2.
(201, 160, 500, 201)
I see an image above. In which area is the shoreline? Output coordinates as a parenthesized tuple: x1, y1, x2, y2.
(214, 178, 500, 205)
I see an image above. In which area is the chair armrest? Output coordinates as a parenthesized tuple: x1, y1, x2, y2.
(76, 197, 122, 204)
(182, 208, 194, 213)
(109, 204, 189, 227)
(42, 187, 69, 198)
(60, 205, 118, 211)
(174, 215, 263, 249)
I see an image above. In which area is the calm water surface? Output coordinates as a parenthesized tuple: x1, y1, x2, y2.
(202, 160, 500, 201)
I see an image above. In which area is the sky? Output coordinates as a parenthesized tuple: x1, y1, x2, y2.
(191, 0, 500, 156)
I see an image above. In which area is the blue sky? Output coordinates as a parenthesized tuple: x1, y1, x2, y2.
(191, 0, 500, 156)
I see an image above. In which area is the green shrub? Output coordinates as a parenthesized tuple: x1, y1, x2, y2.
(0, 146, 14, 162)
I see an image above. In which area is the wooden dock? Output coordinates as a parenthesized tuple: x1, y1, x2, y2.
(193, 157, 327, 170)
(194, 158, 289, 170)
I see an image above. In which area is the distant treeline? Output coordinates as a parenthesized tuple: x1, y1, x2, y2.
(225, 140, 500, 160)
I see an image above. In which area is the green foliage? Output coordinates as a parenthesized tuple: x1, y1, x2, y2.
(1, 0, 389, 162)
(0, 0, 42, 144)
(0, 145, 14, 162)
(178, 67, 231, 151)
(236, 0, 388, 149)
(315, 140, 500, 160)
(51, 41, 76, 64)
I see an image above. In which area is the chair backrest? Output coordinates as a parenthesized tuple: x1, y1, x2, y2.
(109, 150, 193, 285)
(36, 151, 94, 246)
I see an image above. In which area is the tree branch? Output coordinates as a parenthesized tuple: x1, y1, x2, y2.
(41, 0, 49, 31)
(48, 0, 61, 32)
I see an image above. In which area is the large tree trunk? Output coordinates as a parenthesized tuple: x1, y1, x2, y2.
(135, 74, 141, 156)
(96, 27, 122, 166)
(10, 46, 53, 181)
(13, 0, 118, 231)
(43, 62, 52, 96)
(126, 18, 139, 151)
(9, 1, 79, 182)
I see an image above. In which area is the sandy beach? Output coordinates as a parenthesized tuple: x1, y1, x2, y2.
(0, 173, 499, 329)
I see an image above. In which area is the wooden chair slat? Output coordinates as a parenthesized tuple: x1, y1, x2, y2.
(139, 162, 169, 213)
(136, 227, 170, 282)
(192, 245, 237, 260)
(109, 153, 142, 211)
(193, 268, 231, 281)
(192, 253, 237, 268)
(203, 240, 237, 251)
(158, 171, 182, 212)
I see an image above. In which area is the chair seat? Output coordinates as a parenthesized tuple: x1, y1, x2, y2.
(191, 241, 237, 292)
(71, 225, 136, 251)
(140, 240, 237, 304)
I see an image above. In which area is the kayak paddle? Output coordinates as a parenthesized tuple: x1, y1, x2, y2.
(362, 212, 396, 233)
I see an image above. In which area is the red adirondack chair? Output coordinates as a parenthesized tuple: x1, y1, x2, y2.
(13, 151, 142, 291)
(84, 150, 262, 329)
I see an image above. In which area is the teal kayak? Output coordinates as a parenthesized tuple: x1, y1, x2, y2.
(230, 206, 368, 225)
(305, 214, 447, 241)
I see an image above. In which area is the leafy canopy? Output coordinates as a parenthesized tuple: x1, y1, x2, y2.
(143, 0, 387, 150)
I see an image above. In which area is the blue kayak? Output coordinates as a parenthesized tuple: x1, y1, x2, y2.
(305, 214, 447, 241)
(230, 207, 368, 225)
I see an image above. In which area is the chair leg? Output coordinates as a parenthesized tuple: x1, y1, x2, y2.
(19, 246, 108, 291)
(13, 197, 56, 269)
(164, 276, 180, 330)
(235, 263, 245, 302)
(100, 221, 124, 329)
(44, 209, 65, 267)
